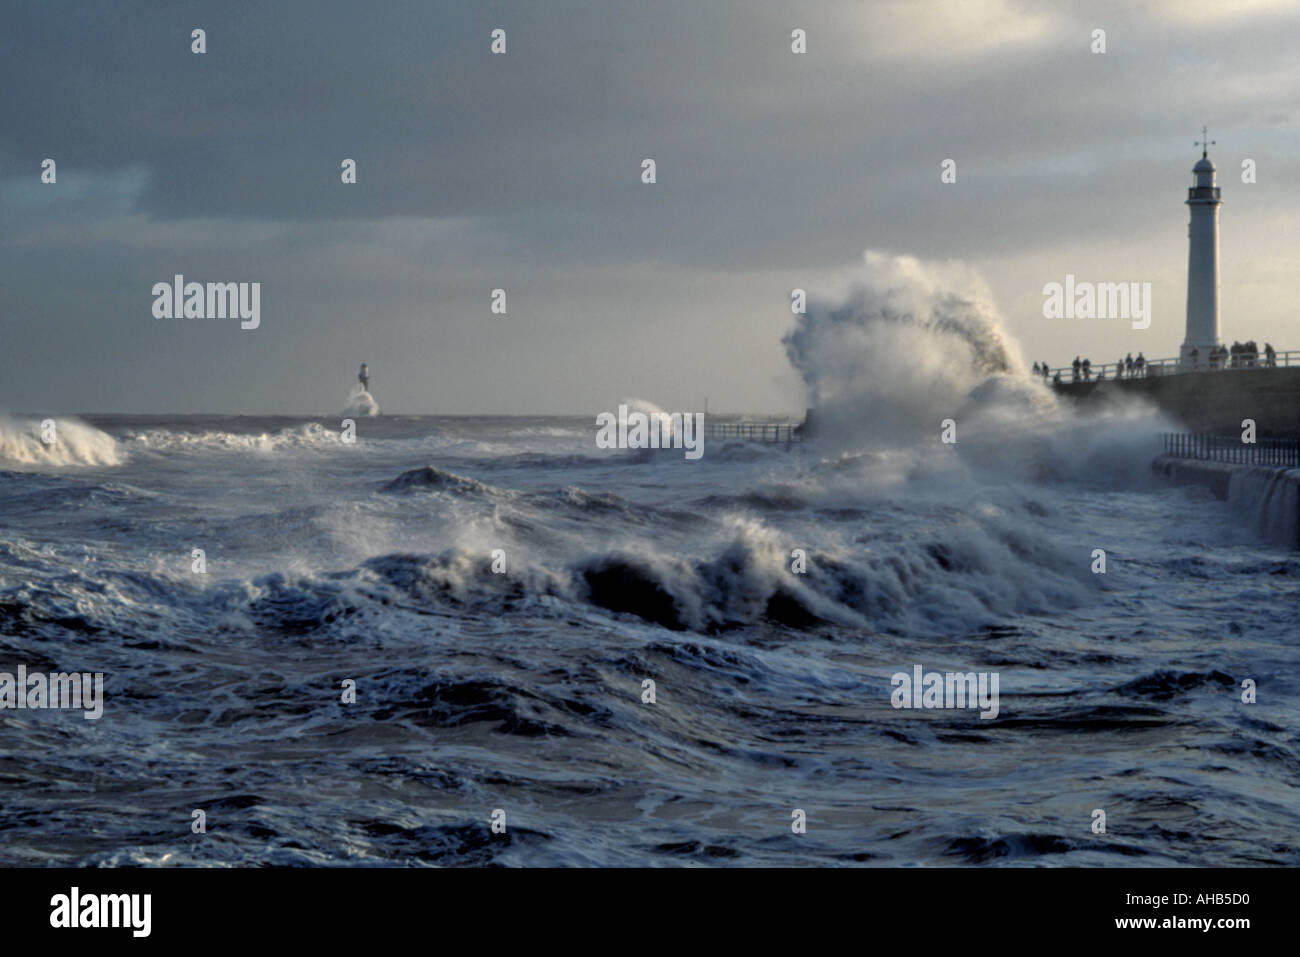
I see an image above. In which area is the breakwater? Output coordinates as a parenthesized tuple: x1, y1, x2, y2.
(1153, 454, 1300, 547)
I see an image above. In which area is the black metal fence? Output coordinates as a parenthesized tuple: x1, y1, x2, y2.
(704, 422, 803, 443)
(1162, 432, 1300, 467)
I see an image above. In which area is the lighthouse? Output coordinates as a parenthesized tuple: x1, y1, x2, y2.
(1181, 128, 1222, 370)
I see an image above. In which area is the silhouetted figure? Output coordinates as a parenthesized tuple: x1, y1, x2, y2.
(1116, 357, 1125, 379)
(1082, 358, 1092, 381)
(1072, 356, 1081, 382)
(1265, 342, 1276, 367)
(1135, 352, 1146, 376)
(1125, 353, 1134, 378)
(1042, 362, 1050, 380)
(1032, 361, 1040, 376)
(1230, 341, 1241, 369)
(1246, 341, 1258, 367)
(1189, 346, 1199, 369)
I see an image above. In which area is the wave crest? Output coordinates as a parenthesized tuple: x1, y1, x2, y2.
(0, 414, 123, 468)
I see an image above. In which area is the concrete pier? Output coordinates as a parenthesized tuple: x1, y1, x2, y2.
(1055, 367, 1300, 437)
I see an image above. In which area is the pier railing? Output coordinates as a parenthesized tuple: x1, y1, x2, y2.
(1043, 349, 1300, 384)
(1162, 432, 1300, 468)
(704, 421, 803, 443)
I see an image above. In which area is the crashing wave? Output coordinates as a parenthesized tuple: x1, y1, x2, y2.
(0, 414, 123, 468)
(343, 386, 381, 417)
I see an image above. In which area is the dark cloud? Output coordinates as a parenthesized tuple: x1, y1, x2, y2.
(1, 0, 1297, 413)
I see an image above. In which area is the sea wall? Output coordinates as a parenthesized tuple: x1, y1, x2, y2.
(1058, 367, 1300, 436)
(1152, 455, 1300, 547)
(1151, 455, 1238, 498)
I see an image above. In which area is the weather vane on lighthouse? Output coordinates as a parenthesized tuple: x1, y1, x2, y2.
(1195, 125, 1216, 159)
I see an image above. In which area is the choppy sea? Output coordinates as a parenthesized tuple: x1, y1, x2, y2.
(0, 409, 1296, 865)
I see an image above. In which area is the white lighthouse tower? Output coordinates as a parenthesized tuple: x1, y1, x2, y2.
(1181, 128, 1222, 370)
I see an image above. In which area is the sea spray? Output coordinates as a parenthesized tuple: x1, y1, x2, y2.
(343, 385, 381, 417)
(784, 251, 1028, 447)
(783, 250, 1174, 486)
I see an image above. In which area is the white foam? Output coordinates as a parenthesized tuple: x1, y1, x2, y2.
(122, 422, 345, 452)
(0, 414, 124, 468)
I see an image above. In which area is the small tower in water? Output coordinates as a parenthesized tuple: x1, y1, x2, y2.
(1181, 128, 1222, 370)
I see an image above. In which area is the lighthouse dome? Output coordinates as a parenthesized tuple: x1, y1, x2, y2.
(1193, 156, 1215, 172)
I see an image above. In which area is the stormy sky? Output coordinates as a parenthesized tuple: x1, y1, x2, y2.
(2, 0, 1298, 415)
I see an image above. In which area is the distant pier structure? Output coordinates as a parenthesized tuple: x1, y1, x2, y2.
(704, 416, 803, 444)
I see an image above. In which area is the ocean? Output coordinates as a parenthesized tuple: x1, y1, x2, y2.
(1, 404, 1297, 866)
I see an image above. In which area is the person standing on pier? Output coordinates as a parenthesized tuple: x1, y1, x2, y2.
(1125, 353, 1134, 378)
(1135, 353, 1146, 376)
